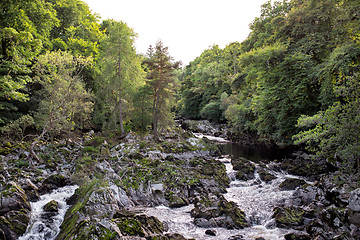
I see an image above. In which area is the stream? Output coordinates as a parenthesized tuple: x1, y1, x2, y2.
(18, 185, 78, 240)
(144, 134, 303, 240)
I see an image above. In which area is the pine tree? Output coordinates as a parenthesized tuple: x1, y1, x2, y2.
(144, 40, 180, 138)
(95, 20, 144, 135)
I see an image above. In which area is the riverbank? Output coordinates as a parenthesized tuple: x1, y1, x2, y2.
(0, 120, 360, 239)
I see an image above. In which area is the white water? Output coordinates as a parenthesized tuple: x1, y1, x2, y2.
(143, 134, 306, 240)
(143, 157, 298, 240)
(192, 133, 230, 143)
(19, 185, 78, 240)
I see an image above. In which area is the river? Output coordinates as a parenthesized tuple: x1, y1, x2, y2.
(18, 185, 78, 240)
(144, 134, 303, 240)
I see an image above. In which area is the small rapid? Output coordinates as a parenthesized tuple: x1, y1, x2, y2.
(18, 185, 78, 240)
(143, 134, 305, 239)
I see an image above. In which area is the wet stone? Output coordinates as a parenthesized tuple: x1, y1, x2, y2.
(205, 229, 217, 236)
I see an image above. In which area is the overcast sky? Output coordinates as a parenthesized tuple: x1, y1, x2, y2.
(83, 0, 271, 66)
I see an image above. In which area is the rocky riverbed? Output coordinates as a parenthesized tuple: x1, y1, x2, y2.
(0, 120, 360, 239)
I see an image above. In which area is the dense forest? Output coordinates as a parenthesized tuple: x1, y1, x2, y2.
(179, 0, 360, 165)
(2, 0, 359, 166)
(0, 0, 181, 143)
(1, 0, 360, 239)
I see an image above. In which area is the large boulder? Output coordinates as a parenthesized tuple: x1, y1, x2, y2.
(0, 181, 31, 240)
(279, 178, 306, 191)
(348, 188, 360, 228)
(258, 169, 276, 183)
(41, 174, 70, 193)
(231, 157, 255, 181)
(191, 195, 248, 229)
(273, 207, 305, 229)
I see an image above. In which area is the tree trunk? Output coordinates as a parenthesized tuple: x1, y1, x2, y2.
(153, 89, 161, 138)
(117, 53, 124, 135)
(118, 93, 124, 135)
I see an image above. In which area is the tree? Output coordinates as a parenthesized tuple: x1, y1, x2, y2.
(32, 50, 93, 161)
(293, 42, 360, 167)
(94, 20, 143, 135)
(0, 0, 59, 125)
(144, 41, 180, 138)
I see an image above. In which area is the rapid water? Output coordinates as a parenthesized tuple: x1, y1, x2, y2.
(18, 185, 78, 240)
(143, 134, 304, 240)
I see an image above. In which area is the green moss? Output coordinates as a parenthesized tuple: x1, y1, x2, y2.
(56, 180, 99, 240)
(43, 200, 59, 212)
(71, 220, 118, 240)
(116, 217, 145, 236)
(83, 146, 98, 153)
(274, 207, 304, 227)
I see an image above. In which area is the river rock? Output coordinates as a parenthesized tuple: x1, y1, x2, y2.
(273, 207, 305, 229)
(231, 157, 255, 180)
(0, 182, 30, 239)
(284, 233, 311, 240)
(258, 169, 276, 183)
(279, 178, 306, 191)
(192, 195, 248, 229)
(165, 192, 189, 208)
(41, 174, 70, 192)
(280, 152, 328, 179)
(165, 233, 188, 239)
(292, 184, 325, 206)
(21, 178, 40, 201)
(43, 200, 59, 212)
(205, 229, 217, 236)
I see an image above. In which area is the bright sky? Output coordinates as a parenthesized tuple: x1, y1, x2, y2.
(83, 0, 271, 66)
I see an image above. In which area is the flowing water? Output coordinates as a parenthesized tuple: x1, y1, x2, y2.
(18, 185, 78, 240)
(144, 134, 304, 240)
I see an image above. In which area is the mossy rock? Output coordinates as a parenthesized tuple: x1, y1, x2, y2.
(280, 158, 328, 177)
(1, 210, 29, 238)
(273, 207, 304, 228)
(232, 157, 255, 181)
(136, 214, 165, 234)
(284, 233, 311, 240)
(113, 209, 136, 219)
(0, 142, 13, 155)
(165, 233, 189, 239)
(258, 170, 276, 183)
(165, 192, 189, 208)
(63, 219, 119, 240)
(279, 178, 306, 191)
(115, 217, 145, 237)
(218, 197, 249, 229)
(56, 180, 99, 240)
(42, 174, 69, 191)
(43, 200, 59, 212)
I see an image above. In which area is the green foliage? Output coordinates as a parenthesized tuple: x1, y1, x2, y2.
(33, 50, 93, 136)
(199, 101, 223, 123)
(0, 0, 59, 125)
(180, 45, 234, 121)
(131, 85, 153, 133)
(180, 0, 360, 150)
(293, 73, 360, 163)
(94, 20, 144, 134)
(0, 114, 34, 139)
(143, 40, 180, 138)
